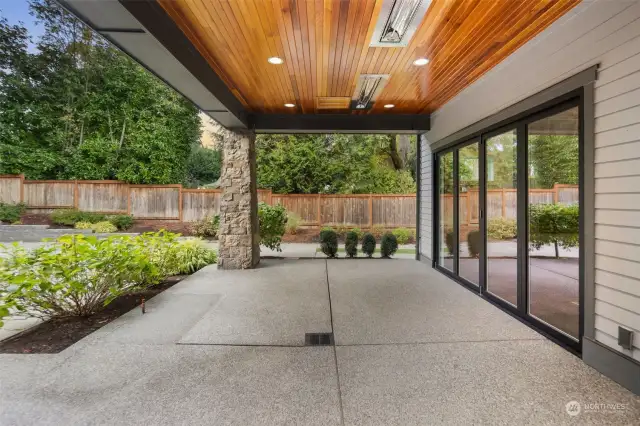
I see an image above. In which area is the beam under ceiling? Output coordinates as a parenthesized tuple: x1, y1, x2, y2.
(56, 0, 431, 134)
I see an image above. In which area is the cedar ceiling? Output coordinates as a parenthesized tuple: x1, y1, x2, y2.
(158, 0, 580, 115)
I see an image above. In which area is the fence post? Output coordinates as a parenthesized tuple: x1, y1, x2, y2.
(74, 180, 79, 209)
(19, 174, 25, 203)
(316, 193, 321, 226)
(501, 188, 506, 218)
(178, 186, 183, 221)
(126, 185, 131, 215)
(553, 183, 559, 204)
(369, 194, 373, 229)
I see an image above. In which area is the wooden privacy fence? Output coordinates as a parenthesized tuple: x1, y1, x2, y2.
(0, 175, 416, 228)
(440, 183, 579, 226)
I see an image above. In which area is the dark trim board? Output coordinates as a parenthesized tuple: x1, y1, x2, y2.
(582, 81, 596, 340)
(583, 337, 640, 395)
(431, 82, 587, 354)
(430, 65, 598, 152)
(250, 114, 430, 134)
(416, 136, 422, 260)
(117, 0, 249, 127)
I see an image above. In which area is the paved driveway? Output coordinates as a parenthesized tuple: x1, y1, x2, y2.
(1, 259, 638, 425)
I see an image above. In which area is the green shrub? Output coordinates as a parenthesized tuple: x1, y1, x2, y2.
(74, 221, 93, 230)
(258, 202, 287, 251)
(380, 233, 399, 258)
(286, 212, 302, 234)
(321, 226, 335, 233)
(487, 218, 517, 240)
(345, 231, 358, 258)
(445, 230, 455, 255)
(174, 238, 217, 274)
(51, 209, 105, 226)
(108, 214, 134, 230)
(351, 227, 364, 240)
(361, 233, 376, 258)
(0, 232, 181, 321)
(92, 221, 117, 233)
(191, 215, 219, 238)
(319, 228, 338, 258)
(467, 230, 481, 258)
(0, 202, 26, 224)
(529, 203, 579, 258)
(392, 227, 413, 245)
(335, 225, 350, 238)
(371, 224, 385, 239)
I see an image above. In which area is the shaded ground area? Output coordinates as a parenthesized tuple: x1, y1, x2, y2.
(439, 242, 580, 338)
(459, 257, 579, 338)
(0, 260, 637, 425)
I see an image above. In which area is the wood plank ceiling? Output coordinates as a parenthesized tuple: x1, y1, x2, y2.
(158, 0, 580, 115)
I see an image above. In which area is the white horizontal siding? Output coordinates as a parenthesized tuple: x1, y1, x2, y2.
(595, 209, 640, 226)
(422, 0, 640, 358)
(419, 135, 432, 260)
(594, 123, 640, 148)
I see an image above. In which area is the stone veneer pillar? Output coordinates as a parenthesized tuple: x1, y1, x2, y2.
(217, 128, 260, 269)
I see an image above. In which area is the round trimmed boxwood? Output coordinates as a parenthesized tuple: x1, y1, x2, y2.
(320, 228, 338, 258)
(345, 230, 358, 258)
(361, 233, 376, 258)
(467, 230, 481, 258)
(380, 232, 398, 258)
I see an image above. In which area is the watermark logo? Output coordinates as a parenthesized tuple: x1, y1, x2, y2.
(565, 400, 629, 416)
(565, 401, 581, 417)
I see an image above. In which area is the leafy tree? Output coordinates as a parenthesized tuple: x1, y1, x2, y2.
(185, 146, 221, 188)
(256, 133, 416, 194)
(0, 1, 200, 183)
(529, 203, 579, 258)
(529, 134, 578, 189)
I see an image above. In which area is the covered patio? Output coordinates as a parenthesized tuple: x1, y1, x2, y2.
(1, 259, 637, 424)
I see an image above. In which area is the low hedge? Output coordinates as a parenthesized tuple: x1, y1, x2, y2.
(0, 202, 26, 224)
(0, 231, 216, 326)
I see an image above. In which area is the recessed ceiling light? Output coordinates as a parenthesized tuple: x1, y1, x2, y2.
(284, 103, 295, 108)
(384, 104, 395, 108)
(268, 56, 284, 64)
(413, 57, 429, 66)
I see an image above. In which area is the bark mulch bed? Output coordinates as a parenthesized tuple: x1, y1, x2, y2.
(0, 277, 183, 354)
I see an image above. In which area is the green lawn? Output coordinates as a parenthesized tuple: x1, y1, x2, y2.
(315, 247, 416, 254)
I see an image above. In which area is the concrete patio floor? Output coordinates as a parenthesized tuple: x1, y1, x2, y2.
(0, 259, 638, 425)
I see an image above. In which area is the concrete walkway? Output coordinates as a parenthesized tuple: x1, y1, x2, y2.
(0, 259, 638, 425)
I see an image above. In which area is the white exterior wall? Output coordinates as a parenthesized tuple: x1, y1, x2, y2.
(420, 0, 640, 360)
(419, 135, 432, 260)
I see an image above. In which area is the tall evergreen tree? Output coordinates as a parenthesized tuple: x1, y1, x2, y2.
(0, 0, 200, 183)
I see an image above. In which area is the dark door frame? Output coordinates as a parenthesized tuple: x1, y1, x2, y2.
(432, 89, 585, 355)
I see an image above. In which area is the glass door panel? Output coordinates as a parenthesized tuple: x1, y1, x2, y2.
(438, 151, 454, 271)
(527, 107, 580, 340)
(485, 129, 518, 306)
(458, 142, 480, 286)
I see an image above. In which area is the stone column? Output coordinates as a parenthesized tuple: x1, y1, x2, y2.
(217, 128, 260, 269)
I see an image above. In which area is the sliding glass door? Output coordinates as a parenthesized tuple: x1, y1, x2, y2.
(485, 129, 518, 305)
(458, 142, 480, 286)
(437, 151, 454, 272)
(434, 98, 582, 351)
(527, 107, 580, 340)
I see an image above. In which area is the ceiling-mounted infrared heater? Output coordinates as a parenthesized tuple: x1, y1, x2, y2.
(370, 0, 432, 47)
(351, 74, 390, 110)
